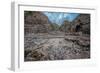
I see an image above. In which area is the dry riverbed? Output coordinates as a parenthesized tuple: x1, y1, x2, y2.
(24, 33, 90, 61)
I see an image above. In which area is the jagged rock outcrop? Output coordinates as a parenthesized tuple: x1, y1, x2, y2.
(24, 11, 52, 35)
(71, 14, 90, 34)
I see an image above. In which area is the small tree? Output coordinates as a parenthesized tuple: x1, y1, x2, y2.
(62, 20, 71, 33)
(51, 23, 60, 31)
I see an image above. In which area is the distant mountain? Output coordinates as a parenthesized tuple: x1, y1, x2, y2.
(59, 20, 71, 32)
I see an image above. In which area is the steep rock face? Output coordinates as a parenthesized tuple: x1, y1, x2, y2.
(71, 14, 90, 34)
(24, 11, 52, 35)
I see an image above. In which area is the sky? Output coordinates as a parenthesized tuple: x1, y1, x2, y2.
(43, 12, 79, 25)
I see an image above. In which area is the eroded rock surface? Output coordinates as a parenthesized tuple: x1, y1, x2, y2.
(24, 11, 52, 35)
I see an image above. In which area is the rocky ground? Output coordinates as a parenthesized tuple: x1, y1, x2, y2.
(24, 32, 90, 61)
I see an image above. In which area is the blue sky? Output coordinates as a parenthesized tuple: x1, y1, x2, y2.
(43, 12, 79, 25)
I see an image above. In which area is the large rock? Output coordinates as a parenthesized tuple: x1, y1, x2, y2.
(24, 11, 52, 35)
(71, 14, 90, 34)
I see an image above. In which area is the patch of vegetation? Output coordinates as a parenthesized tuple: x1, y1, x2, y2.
(51, 23, 60, 31)
(59, 20, 71, 32)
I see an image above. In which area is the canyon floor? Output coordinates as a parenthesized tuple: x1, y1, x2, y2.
(24, 32, 90, 61)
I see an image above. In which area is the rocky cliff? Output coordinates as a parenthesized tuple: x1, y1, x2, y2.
(71, 14, 90, 34)
(59, 14, 90, 34)
(24, 11, 52, 35)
